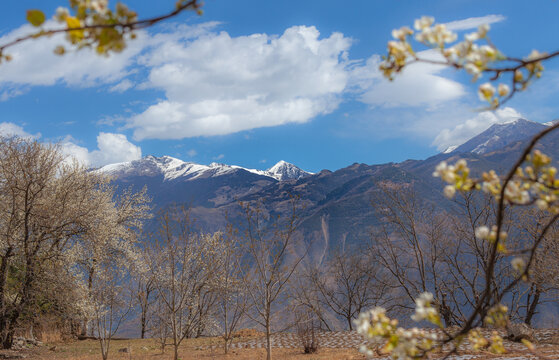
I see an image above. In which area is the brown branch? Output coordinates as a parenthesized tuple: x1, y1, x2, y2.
(0, 0, 201, 53)
(452, 120, 559, 340)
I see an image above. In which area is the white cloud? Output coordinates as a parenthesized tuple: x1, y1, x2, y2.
(350, 51, 465, 108)
(62, 132, 142, 168)
(0, 122, 40, 138)
(128, 25, 351, 139)
(0, 21, 145, 87)
(109, 79, 134, 93)
(0, 88, 28, 101)
(186, 149, 197, 157)
(432, 107, 523, 151)
(60, 139, 91, 166)
(444, 14, 506, 31)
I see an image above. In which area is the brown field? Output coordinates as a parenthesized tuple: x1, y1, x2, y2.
(3, 330, 559, 359)
(1, 337, 365, 360)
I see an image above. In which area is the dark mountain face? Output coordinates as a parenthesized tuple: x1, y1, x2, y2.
(104, 120, 557, 256)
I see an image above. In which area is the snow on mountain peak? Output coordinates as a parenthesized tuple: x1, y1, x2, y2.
(267, 160, 312, 181)
(443, 118, 548, 155)
(97, 156, 312, 182)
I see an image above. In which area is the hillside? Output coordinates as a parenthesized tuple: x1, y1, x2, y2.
(101, 118, 559, 256)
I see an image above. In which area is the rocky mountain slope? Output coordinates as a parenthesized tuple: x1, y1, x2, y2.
(102, 117, 558, 256)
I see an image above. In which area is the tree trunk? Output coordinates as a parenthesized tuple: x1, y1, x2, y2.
(265, 318, 272, 360)
(0, 253, 12, 349)
(140, 307, 147, 339)
(1, 328, 14, 349)
(525, 286, 541, 326)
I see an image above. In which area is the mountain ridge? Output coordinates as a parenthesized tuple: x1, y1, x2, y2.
(101, 117, 559, 255)
(97, 155, 312, 182)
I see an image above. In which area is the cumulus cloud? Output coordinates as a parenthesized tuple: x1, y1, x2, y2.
(444, 14, 506, 31)
(0, 122, 40, 138)
(62, 132, 142, 168)
(0, 21, 145, 88)
(350, 51, 465, 108)
(432, 107, 523, 151)
(127, 25, 351, 139)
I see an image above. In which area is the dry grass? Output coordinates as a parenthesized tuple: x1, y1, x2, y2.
(10, 337, 364, 360)
(4, 333, 559, 359)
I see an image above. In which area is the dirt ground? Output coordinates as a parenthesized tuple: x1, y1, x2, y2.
(4, 337, 365, 359)
(4, 330, 559, 359)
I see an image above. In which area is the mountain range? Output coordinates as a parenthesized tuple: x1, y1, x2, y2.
(100, 118, 559, 256)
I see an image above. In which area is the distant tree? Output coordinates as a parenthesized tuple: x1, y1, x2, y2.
(134, 245, 157, 339)
(89, 264, 134, 360)
(239, 198, 308, 360)
(508, 208, 559, 325)
(148, 207, 222, 360)
(293, 244, 390, 331)
(214, 224, 248, 354)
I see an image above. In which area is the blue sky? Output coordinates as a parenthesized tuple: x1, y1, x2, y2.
(1, 0, 559, 173)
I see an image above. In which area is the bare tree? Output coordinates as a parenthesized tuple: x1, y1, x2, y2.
(134, 247, 157, 339)
(295, 245, 390, 331)
(507, 208, 559, 325)
(149, 207, 222, 360)
(214, 226, 248, 354)
(90, 266, 134, 360)
(370, 182, 459, 325)
(239, 198, 308, 360)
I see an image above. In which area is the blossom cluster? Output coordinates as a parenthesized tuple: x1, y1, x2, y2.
(17, 0, 202, 59)
(467, 329, 505, 353)
(354, 305, 438, 359)
(411, 292, 441, 326)
(52, 0, 138, 55)
(433, 151, 559, 213)
(355, 292, 510, 359)
(381, 16, 546, 108)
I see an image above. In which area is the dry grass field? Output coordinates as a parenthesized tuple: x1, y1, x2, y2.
(1, 337, 364, 360)
(4, 329, 559, 359)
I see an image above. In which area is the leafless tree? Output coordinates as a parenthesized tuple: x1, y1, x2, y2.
(148, 207, 222, 360)
(90, 266, 134, 360)
(214, 225, 248, 354)
(134, 248, 157, 339)
(239, 198, 308, 360)
(293, 244, 390, 331)
(507, 208, 559, 325)
(371, 182, 460, 325)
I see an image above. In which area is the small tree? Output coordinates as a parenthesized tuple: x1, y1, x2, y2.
(298, 244, 390, 331)
(214, 226, 248, 354)
(134, 248, 157, 339)
(149, 207, 222, 360)
(239, 198, 308, 360)
(89, 266, 133, 360)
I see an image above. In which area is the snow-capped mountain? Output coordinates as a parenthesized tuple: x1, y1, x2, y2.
(446, 118, 549, 155)
(97, 155, 311, 182)
(267, 160, 313, 181)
